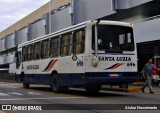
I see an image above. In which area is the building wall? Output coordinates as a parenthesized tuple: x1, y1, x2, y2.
(134, 17, 160, 43)
(0, 39, 5, 52)
(16, 27, 28, 45)
(30, 19, 47, 40)
(0, 56, 4, 65)
(51, 7, 72, 32)
(73, 0, 116, 24)
(4, 54, 14, 64)
(5, 33, 15, 49)
(115, 0, 153, 9)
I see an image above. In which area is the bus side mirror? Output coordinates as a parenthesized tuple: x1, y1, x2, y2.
(15, 52, 18, 57)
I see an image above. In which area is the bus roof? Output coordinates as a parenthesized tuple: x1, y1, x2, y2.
(18, 20, 132, 48)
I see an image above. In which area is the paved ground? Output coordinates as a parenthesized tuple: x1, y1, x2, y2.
(0, 82, 159, 113)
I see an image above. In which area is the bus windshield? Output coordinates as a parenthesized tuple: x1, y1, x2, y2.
(93, 25, 135, 52)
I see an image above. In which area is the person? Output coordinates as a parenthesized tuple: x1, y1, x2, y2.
(141, 58, 156, 93)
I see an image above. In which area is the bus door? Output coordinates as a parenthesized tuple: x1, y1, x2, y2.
(60, 30, 86, 84)
(71, 29, 86, 85)
(71, 29, 86, 73)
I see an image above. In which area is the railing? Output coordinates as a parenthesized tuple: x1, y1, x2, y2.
(131, 15, 160, 24)
(0, 70, 16, 82)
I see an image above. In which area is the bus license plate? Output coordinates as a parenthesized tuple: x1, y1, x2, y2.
(110, 74, 119, 77)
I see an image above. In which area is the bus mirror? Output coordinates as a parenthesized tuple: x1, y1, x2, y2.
(94, 24, 98, 56)
(15, 52, 18, 57)
(92, 56, 99, 67)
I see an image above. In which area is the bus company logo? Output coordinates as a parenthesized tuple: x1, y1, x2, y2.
(104, 63, 124, 70)
(27, 65, 39, 70)
(72, 55, 78, 61)
(42, 59, 58, 72)
(98, 56, 131, 62)
(77, 60, 84, 67)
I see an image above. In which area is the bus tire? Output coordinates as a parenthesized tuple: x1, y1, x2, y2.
(85, 84, 101, 94)
(51, 73, 69, 93)
(51, 73, 62, 93)
(22, 75, 30, 88)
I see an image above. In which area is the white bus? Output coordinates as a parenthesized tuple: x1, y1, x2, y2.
(15, 20, 138, 93)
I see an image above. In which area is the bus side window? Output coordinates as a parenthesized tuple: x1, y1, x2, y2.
(34, 42, 41, 60)
(73, 29, 85, 55)
(22, 47, 27, 61)
(42, 40, 50, 59)
(50, 36, 60, 58)
(27, 45, 33, 61)
(61, 33, 72, 56)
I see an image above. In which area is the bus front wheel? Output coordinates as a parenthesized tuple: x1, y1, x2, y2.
(51, 73, 63, 93)
(22, 75, 30, 88)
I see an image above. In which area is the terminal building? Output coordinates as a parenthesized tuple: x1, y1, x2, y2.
(0, 0, 160, 73)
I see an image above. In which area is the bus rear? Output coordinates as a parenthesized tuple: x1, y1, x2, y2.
(85, 21, 138, 87)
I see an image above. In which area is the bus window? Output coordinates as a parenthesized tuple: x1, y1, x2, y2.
(42, 40, 50, 59)
(92, 25, 134, 52)
(61, 33, 72, 56)
(34, 42, 41, 60)
(27, 45, 33, 61)
(50, 36, 60, 58)
(119, 33, 133, 51)
(73, 29, 85, 55)
(22, 47, 27, 61)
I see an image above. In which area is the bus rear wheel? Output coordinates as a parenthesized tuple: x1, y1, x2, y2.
(23, 82, 30, 88)
(51, 73, 68, 93)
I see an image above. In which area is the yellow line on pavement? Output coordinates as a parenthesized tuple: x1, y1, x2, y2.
(128, 88, 141, 92)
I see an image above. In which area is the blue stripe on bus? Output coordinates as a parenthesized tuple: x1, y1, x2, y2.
(15, 72, 138, 86)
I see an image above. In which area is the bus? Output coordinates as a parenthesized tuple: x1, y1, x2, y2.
(15, 20, 138, 93)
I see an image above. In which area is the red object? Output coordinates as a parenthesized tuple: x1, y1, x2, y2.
(152, 69, 158, 75)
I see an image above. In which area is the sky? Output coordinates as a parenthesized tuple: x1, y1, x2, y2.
(0, 0, 50, 32)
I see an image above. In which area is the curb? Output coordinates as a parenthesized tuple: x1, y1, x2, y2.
(102, 87, 141, 92)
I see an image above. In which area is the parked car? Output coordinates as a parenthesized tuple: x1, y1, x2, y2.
(152, 56, 160, 83)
